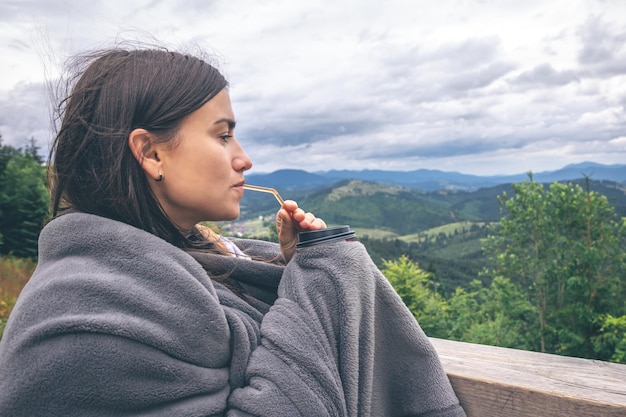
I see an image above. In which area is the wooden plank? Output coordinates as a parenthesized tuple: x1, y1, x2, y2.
(430, 338, 626, 417)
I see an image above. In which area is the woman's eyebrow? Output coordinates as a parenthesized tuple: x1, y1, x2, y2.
(214, 118, 236, 129)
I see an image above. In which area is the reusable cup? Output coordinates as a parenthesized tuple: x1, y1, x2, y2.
(296, 225, 356, 249)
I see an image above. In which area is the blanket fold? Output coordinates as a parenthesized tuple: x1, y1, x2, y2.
(0, 213, 465, 417)
(227, 241, 466, 417)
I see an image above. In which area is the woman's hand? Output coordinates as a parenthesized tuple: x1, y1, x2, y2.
(276, 200, 327, 263)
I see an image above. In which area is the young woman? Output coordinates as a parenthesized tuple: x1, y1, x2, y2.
(0, 47, 466, 416)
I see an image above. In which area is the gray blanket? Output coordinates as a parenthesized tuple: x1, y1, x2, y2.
(0, 212, 465, 417)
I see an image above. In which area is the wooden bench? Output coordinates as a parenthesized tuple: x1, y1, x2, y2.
(430, 338, 626, 417)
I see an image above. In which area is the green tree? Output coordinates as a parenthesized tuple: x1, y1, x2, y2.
(381, 255, 537, 349)
(594, 314, 626, 364)
(24, 136, 43, 164)
(446, 277, 537, 349)
(0, 134, 21, 174)
(482, 174, 626, 360)
(381, 255, 449, 338)
(0, 141, 49, 258)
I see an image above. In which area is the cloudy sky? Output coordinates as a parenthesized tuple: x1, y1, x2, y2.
(1, 0, 625, 175)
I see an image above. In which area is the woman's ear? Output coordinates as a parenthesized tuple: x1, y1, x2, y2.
(128, 128, 162, 181)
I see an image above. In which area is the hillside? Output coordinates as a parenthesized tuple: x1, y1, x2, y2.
(240, 177, 626, 233)
(234, 176, 626, 293)
(240, 179, 505, 233)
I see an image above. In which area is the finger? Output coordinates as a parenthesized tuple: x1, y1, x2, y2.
(291, 208, 306, 222)
(281, 200, 298, 212)
(300, 212, 327, 230)
(298, 212, 314, 228)
(311, 218, 327, 229)
(305, 217, 326, 230)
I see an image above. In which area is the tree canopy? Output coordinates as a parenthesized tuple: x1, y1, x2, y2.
(481, 175, 626, 360)
(381, 174, 626, 364)
(0, 137, 48, 258)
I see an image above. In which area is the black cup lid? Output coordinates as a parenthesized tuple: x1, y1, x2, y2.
(296, 225, 355, 248)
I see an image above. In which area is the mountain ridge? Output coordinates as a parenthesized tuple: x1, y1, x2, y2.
(235, 163, 626, 291)
(245, 161, 626, 191)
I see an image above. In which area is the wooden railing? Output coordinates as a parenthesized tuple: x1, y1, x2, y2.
(430, 338, 626, 417)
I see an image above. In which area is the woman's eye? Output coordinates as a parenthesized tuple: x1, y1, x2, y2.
(219, 134, 232, 143)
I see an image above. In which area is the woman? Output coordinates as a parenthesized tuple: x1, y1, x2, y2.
(0, 47, 466, 416)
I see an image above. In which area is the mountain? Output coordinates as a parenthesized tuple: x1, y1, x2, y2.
(530, 162, 626, 183)
(239, 175, 626, 229)
(236, 173, 626, 293)
(243, 169, 330, 190)
(240, 179, 505, 231)
(245, 162, 626, 192)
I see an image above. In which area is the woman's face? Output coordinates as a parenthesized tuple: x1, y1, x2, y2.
(152, 89, 252, 231)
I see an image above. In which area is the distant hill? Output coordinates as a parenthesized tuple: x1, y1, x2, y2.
(239, 177, 626, 233)
(245, 161, 626, 192)
(243, 169, 331, 190)
(236, 173, 626, 293)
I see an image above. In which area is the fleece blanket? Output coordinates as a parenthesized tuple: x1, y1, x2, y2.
(0, 212, 465, 417)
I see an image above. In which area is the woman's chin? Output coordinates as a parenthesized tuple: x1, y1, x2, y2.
(204, 206, 240, 222)
(223, 209, 240, 221)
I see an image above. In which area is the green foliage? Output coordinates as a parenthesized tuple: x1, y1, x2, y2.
(360, 222, 491, 296)
(482, 174, 626, 360)
(378, 176, 626, 363)
(381, 256, 538, 350)
(0, 139, 49, 258)
(594, 315, 626, 363)
(446, 277, 537, 349)
(381, 255, 448, 337)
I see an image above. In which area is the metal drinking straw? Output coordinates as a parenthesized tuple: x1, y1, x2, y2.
(243, 184, 285, 206)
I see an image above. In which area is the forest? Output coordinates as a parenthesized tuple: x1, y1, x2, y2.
(0, 137, 625, 364)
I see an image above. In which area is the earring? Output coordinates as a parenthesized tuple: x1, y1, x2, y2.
(155, 172, 163, 182)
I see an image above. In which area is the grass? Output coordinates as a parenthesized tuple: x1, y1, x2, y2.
(399, 221, 486, 243)
(0, 256, 36, 339)
(351, 227, 398, 240)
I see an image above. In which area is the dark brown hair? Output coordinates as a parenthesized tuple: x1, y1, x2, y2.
(49, 47, 228, 248)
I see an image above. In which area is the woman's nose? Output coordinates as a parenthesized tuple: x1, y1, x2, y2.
(239, 152, 253, 172)
(234, 140, 253, 172)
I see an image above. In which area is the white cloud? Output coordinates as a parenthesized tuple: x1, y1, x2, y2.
(1, 0, 625, 175)
(0, 81, 50, 151)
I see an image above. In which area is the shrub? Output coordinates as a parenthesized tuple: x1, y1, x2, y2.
(0, 257, 36, 339)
